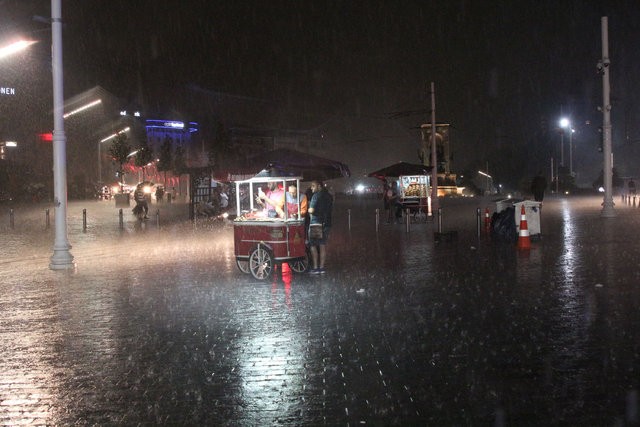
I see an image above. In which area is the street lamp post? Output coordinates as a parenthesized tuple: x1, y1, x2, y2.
(569, 128, 575, 176)
(49, 0, 74, 269)
(559, 117, 570, 168)
(599, 16, 615, 218)
(478, 170, 492, 195)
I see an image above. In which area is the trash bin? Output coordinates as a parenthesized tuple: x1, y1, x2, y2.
(513, 200, 542, 237)
(495, 199, 541, 237)
(495, 198, 517, 214)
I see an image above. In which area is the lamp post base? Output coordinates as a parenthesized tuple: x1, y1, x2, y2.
(50, 248, 75, 270)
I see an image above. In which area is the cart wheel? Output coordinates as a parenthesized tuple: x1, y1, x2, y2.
(288, 255, 309, 273)
(236, 259, 250, 274)
(249, 247, 273, 280)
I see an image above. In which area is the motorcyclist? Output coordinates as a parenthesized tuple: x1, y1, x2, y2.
(133, 183, 149, 219)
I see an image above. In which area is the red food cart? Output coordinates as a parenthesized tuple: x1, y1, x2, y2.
(233, 175, 308, 280)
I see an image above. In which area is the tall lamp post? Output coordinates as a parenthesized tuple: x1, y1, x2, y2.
(49, 0, 74, 269)
(478, 170, 492, 195)
(559, 117, 570, 167)
(560, 118, 575, 176)
(599, 16, 615, 217)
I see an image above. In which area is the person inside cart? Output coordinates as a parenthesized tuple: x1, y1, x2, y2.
(285, 184, 308, 219)
(256, 182, 285, 218)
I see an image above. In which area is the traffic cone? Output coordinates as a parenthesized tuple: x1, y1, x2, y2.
(517, 205, 531, 250)
(484, 208, 491, 230)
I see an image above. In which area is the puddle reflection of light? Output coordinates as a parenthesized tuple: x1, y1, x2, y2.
(237, 267, 303, 421)
(560, 200, 578, 290)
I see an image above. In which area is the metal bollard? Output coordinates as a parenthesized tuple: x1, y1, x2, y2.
(405, 208, 410, 233)
(45, 208, 50, 229)
(167, 193, 172, 204)
(9, 208, 14, 229)
(82, 208, 87, 232)
(476, 207, 481, 237)
(437, 207, 443, 233)
(348, 208, 351, 231)
(375, 208, 379, 232)
(156, 209, 160, 227)
(119, 208, 124, 230)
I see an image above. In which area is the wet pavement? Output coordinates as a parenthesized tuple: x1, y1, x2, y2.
(1, 195, 639, 425)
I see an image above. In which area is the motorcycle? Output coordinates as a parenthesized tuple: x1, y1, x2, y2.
(132, 202, 147, 221)
(194, 202, 235, 227)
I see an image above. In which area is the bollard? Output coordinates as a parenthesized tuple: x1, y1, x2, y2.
(45, 208, 50, 229)
(375, 208, 379, 232)
(9, 208, 15, 229)
(634, 196, 637, 208)
(82, 208, 87, 232)
(348, 208, 351, 231)
(119, 208, 124, 230)
(405, 208, 410, 233)
(437, 207, 443, 233)
(156, 209, 160, 227)
(476, 207, 481, 238)
(167, 193, 172, 204)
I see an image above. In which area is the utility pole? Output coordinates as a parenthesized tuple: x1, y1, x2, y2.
(429, 82, 439, 213)
(600, 16, 615, 218)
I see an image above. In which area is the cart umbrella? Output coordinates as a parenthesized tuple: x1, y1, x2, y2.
(367, 162, 431, 180)
(218, 148, 351, 182)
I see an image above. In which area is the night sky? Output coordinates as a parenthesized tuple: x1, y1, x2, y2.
(2, 0, 640, 187)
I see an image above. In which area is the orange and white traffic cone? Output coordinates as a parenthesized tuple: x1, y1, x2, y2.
(517, 205, 531, 250)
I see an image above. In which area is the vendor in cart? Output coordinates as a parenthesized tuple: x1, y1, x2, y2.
(256, 181, 285, 218)
(286, 184, 308, 219)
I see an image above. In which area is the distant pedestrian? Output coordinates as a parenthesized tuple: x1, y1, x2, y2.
(628, 178, 636, 195)
(155, 185, 164, 202)
(382, 179, 391, 222)
(531, 173, 547, 202)
(307, 180, 333, 274)
(388, 181, 402, 223)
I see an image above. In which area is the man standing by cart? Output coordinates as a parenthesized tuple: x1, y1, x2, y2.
(307, 180, 333, 274)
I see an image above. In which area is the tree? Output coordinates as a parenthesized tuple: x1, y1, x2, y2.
(108, 134, 132, 190)
(156, 136, 173, 185)
(173, 144, 186, 176)
(208, 122, 231, 167)
(134, 139, 154, 179)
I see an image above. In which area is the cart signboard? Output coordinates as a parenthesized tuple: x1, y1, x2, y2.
(400, 175, 429, 199)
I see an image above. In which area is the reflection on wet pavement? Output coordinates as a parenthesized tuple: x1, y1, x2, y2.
(0, 196, 638, 424)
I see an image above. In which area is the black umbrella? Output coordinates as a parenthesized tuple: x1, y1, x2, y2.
(367, 162, 431, 180)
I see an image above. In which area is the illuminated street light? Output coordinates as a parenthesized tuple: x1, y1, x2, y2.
(63, 99, 102, 119)
(99, 127, 130, 143)
(0, 40, 37, 60)
(98, 127, 130, 183)
(0, 140, 18, 160)
(559, 117, 570, 167)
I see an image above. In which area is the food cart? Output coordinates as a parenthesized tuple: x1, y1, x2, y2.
(399, 174, 430, 218)
(233, 175, 308, 280)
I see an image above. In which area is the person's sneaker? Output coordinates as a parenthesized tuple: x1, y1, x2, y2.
(318, 268, 326, 274)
